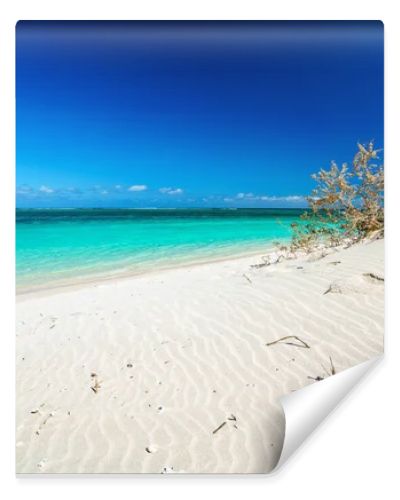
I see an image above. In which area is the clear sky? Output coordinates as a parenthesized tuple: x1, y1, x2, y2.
(16, 21, 383, 208)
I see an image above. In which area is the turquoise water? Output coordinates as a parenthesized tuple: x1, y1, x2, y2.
(16, 208, 303, 290)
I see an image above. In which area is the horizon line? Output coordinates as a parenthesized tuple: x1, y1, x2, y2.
(16, 206, 309, 210)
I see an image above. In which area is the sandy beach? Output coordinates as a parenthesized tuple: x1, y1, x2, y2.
(16, 238, 384, 474)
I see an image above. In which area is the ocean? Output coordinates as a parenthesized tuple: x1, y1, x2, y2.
(16, 208, 303, 290)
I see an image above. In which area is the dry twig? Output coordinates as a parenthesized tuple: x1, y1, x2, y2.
(212, 421, 227, 434)
(266, 335, 310, 349)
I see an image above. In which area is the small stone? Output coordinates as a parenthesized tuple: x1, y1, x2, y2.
(161, 466, 174, 473)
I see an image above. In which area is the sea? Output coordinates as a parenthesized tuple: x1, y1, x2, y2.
(16, 208, 304, 291)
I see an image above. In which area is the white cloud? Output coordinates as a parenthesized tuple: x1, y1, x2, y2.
(284, 195, 303, 202)
(39, 185, 54, 194)
(234, 193, 305, 203)
(128, 184, 148, 192)
(100, 190, 108, 195)
(159, 187, 183, 195)
(16, 185, 34, 195)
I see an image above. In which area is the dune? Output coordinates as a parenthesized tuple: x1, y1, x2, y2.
(16, 238, 384, 473)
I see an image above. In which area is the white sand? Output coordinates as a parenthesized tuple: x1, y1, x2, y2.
(16, 239, 384, 473)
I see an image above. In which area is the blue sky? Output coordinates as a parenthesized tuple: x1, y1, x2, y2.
(16, 21, 383, 208)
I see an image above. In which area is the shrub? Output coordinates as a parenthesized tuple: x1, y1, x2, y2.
(290, 142, 384, 251)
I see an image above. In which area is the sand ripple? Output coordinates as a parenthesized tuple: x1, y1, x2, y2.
(16, 239, 384, 473)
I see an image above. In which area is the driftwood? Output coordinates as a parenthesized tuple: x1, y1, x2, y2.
(363, 272, 384, 282)
(90, 373, 101, 393)
(319, 356, 336, 378)
(329, 356, 336, 375)
(308, 356, 336, 383)
(212, 421, 227, 434)
(242, 274, 252, 284)
(266, 335, 310, 349)
(323, 283, 343, 295)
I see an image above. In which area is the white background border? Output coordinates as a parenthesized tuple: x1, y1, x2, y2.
(1, 1, 398, 499)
